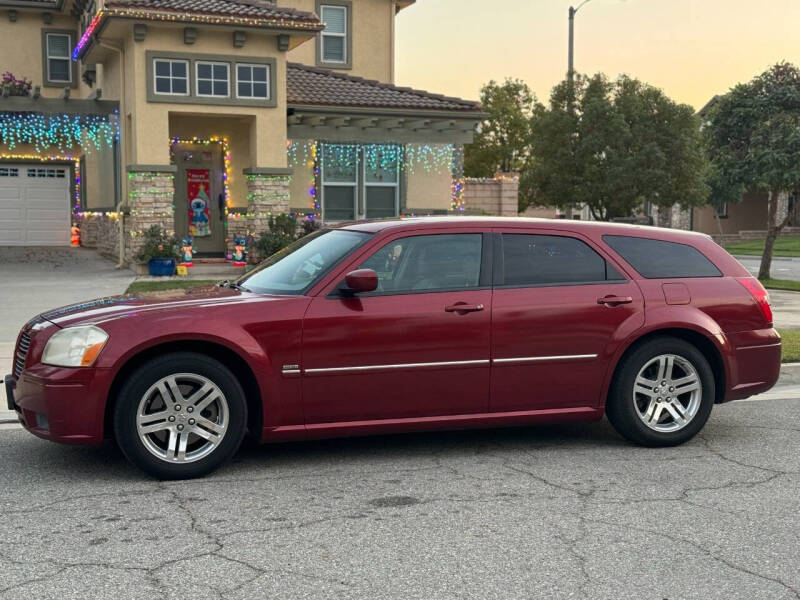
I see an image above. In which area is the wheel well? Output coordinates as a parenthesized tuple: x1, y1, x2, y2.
(611, 328, 726, 405)
(104, 341, 263, 440)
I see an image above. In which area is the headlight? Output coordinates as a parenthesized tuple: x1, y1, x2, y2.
(42, 325, 109, 367)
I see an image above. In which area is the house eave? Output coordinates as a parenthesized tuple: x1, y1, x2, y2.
(0, 95, 120, 115)
(74, 8, 323, 61)
(287, 105, 483, 145)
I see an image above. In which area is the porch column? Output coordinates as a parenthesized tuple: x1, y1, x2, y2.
(125, 165, 177, 265)
(243, 167, 292, 262)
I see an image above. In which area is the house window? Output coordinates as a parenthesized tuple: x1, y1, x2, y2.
(320, 144, 402, 221)
(236, 64, 270, 100)
(0, 168, 19, 177)
(45, 33, 72, 84)
(364, 145, 400, 219)
(153, 59, 189, 95)
(321, 144, 358, 222)
(320, 5, 347, 63)
(196, 61, 229, 98)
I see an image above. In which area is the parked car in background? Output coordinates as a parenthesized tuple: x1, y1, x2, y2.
(5, 218, 781, 479)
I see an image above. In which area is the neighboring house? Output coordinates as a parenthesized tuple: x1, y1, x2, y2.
(0, 0, 482, 263)
(690, 95, 798, 238)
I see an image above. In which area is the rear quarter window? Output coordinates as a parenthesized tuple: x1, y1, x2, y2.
(603, 235, 722, 279)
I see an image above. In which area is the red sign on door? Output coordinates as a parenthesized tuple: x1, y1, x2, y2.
(187, 169, 211, 237)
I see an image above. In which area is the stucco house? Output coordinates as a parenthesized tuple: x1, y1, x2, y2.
(0, 0, 483, 264)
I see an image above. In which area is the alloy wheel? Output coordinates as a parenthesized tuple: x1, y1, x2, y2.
(136, 373, 229, 463)
(632, 354, 702, 433)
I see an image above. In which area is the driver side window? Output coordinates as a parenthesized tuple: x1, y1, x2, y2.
(358, 233, 483, 294)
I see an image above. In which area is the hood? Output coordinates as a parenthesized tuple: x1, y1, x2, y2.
(41, 285, 253, 328)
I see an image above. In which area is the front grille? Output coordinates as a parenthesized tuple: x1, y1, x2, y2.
(13, 331, 31, 378)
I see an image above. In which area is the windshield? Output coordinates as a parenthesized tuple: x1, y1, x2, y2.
(239, 229, 371, 294)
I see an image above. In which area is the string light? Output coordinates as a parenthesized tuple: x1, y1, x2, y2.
(169, 136, 232, 217)
(0, 112, 118, 152)
(73, 9, 323, 60)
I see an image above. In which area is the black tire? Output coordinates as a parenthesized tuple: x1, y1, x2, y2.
(606, 337, 715, 447)
(113, 352, 247, 480)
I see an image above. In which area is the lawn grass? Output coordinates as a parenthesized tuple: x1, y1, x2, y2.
(759, 278, 800, 292)
(778, 329, 800, 363)
(125, 279, 219, 294)
(724, 235, 800, 257)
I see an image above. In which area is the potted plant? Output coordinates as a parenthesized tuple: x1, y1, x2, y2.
(134, 225, 181, 276)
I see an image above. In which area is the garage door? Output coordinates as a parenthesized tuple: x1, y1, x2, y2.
(0, 164, 71, 246)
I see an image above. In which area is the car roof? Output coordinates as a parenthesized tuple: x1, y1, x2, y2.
(338, 216, 711, 241)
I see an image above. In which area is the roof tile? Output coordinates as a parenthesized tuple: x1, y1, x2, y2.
(287, 63, 481, 112)
(105, 0, 321, 25)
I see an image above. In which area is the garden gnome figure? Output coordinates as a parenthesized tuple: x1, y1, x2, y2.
(70, 224, 80, 247)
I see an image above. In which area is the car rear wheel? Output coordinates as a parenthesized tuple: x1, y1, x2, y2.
(113, 352, 247, 480)
(606, 337, 715, 446)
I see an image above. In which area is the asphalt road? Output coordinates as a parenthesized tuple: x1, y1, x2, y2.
(1, 392, 798, 599)
(735, 255, 800, 280)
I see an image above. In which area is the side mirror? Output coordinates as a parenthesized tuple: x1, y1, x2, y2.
(344, 268, 378, 293)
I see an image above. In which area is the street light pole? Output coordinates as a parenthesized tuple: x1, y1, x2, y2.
(567, 0, 593, 79)
(568, 6, 576, 78)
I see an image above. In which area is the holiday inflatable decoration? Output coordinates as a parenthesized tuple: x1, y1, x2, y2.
(70, 224, 80, 247)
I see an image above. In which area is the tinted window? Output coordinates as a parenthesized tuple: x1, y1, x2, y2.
(240, 229, 369, 294)
(358, 234, 482, 294)
(603, 235, 722, 279)
(500, 234, 624, 286)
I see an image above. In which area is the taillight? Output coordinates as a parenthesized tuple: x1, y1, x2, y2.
(736, 277, 773, 327)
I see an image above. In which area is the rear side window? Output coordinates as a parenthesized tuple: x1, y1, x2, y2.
(499, 234, 625, 287)
(603, 235, 722, 279)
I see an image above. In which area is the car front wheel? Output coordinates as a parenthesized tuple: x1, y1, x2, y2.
(113, 352, 247, 479)
(606, 337, 715, 447)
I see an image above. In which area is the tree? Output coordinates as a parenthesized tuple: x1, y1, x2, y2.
(528, 74, 708, 221)
(464, 79, 536, 208)
(705, 62, 800, 279)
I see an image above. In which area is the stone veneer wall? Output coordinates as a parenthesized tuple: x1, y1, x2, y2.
(244, 173, 291, 263)
(78, 213, 121, 261)
(125, 170, 176, 264)
(463, 176, 519, 216)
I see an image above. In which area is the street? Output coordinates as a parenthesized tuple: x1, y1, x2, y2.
(1, 386, 799, 599)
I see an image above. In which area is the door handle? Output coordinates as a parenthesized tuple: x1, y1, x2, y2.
(445, 302, 484, 313)
(597, 295, 633, 307)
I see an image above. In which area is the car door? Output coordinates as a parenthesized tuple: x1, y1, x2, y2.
(490, 229, 644, 412)
(301, 230, 492, 425)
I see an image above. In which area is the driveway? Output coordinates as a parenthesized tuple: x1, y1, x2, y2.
(0, 247, 134, 415)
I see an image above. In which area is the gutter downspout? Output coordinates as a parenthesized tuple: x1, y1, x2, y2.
(97, 39, 127, 268)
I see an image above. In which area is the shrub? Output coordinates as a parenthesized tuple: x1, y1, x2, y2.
(252, 214, 298, 259)
(133, 225, 181, 264)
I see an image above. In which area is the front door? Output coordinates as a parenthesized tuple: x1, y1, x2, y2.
(490, 230, 645, 412)
(301, 230, 493, 425)
(172, 142, 226, 255)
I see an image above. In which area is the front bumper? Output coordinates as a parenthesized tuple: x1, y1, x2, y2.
(5, 375, 15, 411)
(10, 364, 112, 445)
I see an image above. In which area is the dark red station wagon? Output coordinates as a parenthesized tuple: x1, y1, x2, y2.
(5, 218, 781, 479)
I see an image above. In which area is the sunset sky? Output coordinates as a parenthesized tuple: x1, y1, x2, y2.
(395, 0, 800, 111)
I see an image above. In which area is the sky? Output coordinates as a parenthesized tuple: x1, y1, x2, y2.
(395, 0, 800, 111)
